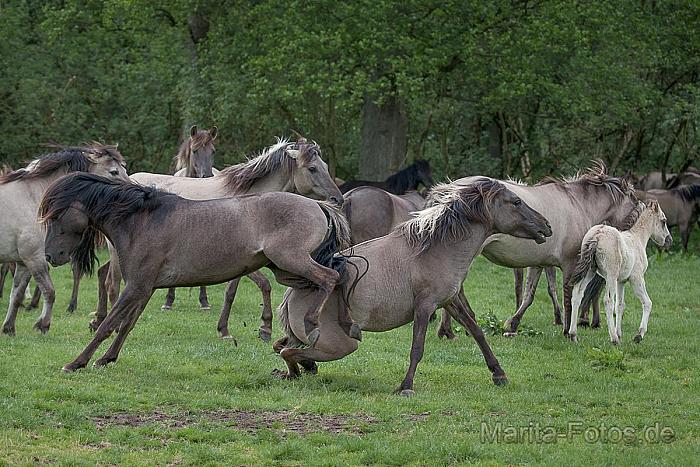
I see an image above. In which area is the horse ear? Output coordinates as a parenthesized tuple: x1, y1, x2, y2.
(190, 125, 198, 138)
(210, 126, 218, 140)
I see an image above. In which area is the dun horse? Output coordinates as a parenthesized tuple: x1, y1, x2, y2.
(435, 164, 640, 338)
(40, 173, 356, 372)
(94, 137, 342, 340)
(568, 200, 672, 344)
(160, 125, 272, 318)
(274, 180, 552, 394)
(0, 145, 127, 335)
(339, 160, 434, 194)
(638, 185, 700, 251)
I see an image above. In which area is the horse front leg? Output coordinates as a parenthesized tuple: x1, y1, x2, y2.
(447, 291, 507, 385)
(396, 300, 434, 396)
(2, 265, 32, 335)
(198, 286, 210, 310)
(246, 271, 273, 342)
(631, 276, 652, 343)
(27, 260, 55, 334)
(66, 265, 81, 313)
(63, 284, 152, 372)
(0, 262, 9, 297)
(505, 267, 542, 334)
(161, 287, 176, 310)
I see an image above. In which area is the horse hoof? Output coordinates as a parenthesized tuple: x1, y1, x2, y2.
(504, 319, 518, 333)
(503, 332, 517, 338)
(88, 320, 100, 332)
(578, 319, 590, 328)
(633, 334, 643, 343)
(221, 335, 238, 346)
(569, 334, 578, 343)
(200, 306, 211, 311)
(2, 326, 15, 336)
(93, 358, 115, 368)
(398, 389, 415, 397)
(307, 328, 320, 348)
(271, 368, 294, 379)
(66, 305, 76, 314)
(161, 305, 172, 311)
(61, 362, 85, 373)
(33, 321, 50, 334)
(349, 323, 362, 341)
(492, 374, 509, 386)
(258, 329, 272, 342)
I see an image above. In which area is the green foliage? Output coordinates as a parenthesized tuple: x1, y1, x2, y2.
(0, 1, 699, 179)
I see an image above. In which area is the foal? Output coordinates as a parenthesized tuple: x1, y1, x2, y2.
(568, 200, 672, 344)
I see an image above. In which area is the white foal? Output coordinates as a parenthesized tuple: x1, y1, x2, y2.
(568, 200, 672, 344)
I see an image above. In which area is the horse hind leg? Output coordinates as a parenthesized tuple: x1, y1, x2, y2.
(161, 287, 176, 310)
(544, 267, 563, 325)
(603, 277, 619, 344)
(2, 265, 32, 335)
(28, 260, 56, 334)
(437, 309, 457, 339)
(615, 282, 625, 340)
(198, 286, 210, 310)
(217, 278, 241, 339)
(0, 262, 9, 297)
(247, 271, 273, 342)
(504, 267, 542, 335)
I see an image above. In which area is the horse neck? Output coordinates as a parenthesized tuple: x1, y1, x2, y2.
(242, 164, 295, 194)
(420, 224, 491, 280)
(628, 214, 654, 245)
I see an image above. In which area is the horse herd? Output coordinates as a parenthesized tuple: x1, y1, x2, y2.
(0, 128, 697, 394)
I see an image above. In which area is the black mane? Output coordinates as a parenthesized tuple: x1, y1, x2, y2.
(674, 184, 700, 202)
(385, 160, 431, 194)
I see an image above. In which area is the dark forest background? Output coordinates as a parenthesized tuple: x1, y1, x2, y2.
(1, 0, 699, 181)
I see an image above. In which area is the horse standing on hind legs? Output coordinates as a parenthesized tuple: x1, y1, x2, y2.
(274, 180, 553, 395)
(0, 145, 127, 335)
(93, 136, 341, 340)
(433, 163, 641, 338)
(157, 124, 273, 318)
(40, 173, 357, 372)
(568, 200, 672, 344)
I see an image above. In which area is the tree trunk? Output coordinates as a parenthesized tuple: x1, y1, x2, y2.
(181, 11, 210, 133)
(359, 94, 407, 181)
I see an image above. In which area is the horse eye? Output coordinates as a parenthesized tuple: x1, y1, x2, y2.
(514, 199, 522, 206)
(308, 166, 317, 173)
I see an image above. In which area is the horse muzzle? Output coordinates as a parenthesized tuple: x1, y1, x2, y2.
(663, 235, 672, 250)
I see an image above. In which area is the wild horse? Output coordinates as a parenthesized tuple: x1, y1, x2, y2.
(274, 179, 552, 394)
(40, 173, 354, 371)
(94, 137, 343, 340)
(339, 160, 434, 194)
(0, 144, 127, 335)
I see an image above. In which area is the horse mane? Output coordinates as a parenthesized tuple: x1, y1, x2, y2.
(672, 184, 700, 202)
(0, 143, 124, 184)
(219, 138, 316, 194)
(399, 178, 504, 253)
(173, 129, 216, 171)
(386, 160, 431, 193)
(538, 160, 636, 204)
(39, 173, 168, 275)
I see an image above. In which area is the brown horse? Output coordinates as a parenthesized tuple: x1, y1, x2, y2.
(436, 164, 641, 338)
(1, 144, 127, 335)
(40, 173, 353, 371)
(274, 179, 552, 395)
(638, 185, 700, 251)
(93, 137, 342, 339)
(339, 160, 434, 194)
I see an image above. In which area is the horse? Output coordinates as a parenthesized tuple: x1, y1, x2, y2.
(638, 185, 700, 251)
(39, 173, 354, 372)
(568, 200, 672, 344)
(234, 186, 428, 342)
(0, 144, 127, 335)
(160, 125, 271, 317)
(636, 170, 700, 191)
(273, 179, 553, 395)
(435, 163, 641, 338)
(342, 186, 425, 244)
(93, 137, 343, 340)
(339, 160, 434, 194)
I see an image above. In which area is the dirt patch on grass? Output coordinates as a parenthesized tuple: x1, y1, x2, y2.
(92, 409, 377, 436)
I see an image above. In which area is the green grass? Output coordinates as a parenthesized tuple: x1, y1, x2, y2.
(1, 235, 699, 465)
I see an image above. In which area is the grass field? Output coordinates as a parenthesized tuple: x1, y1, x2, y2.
(0, 237, 698, 465)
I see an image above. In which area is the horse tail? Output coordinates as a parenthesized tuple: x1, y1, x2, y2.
(571, 238, 598, 286)
(311, 202, 351, 275)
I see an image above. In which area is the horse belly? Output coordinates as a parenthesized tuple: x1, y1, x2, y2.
(349, 280, 414, 332)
